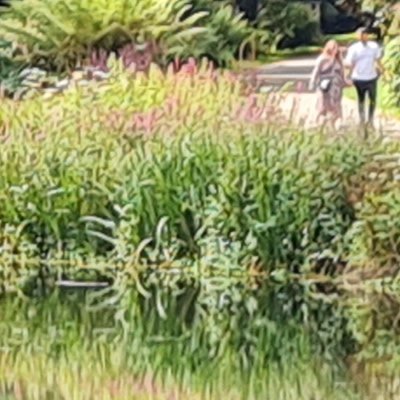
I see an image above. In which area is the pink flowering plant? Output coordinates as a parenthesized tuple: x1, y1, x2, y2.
(0, 55, 286, 141)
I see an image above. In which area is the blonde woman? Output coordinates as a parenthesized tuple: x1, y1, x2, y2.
(309, 40, 348, 130)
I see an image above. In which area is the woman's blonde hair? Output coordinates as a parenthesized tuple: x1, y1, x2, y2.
(322, 39, 342, 63)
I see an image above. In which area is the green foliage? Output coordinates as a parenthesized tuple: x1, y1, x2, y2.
(347, 152, 400, 267)
(383, 36, 400, 108)
(0, 39, 25, 95)
(260, 2, 321, 49)
(379, 2, 400, 108)
(387, 6, 400, 39)
(168, 2, 269, 65)
(362, 1, 400, 110)
(0, 0, 322, 71)
(348, 190, 400, 267)
(0, 0, 207, 70)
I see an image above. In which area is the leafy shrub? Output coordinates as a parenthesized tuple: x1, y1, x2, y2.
(256, 0, 321, 51)
(388, 5, 400, 39)
(170, 1, 269, 65)
(362, 0, 398, 36)
(347, 151, 400, 269)
(274, 3, 322, 49)
(383, 34, 400, 108)
(340, 149, 400, 365)
(362, 1, 400, 107)
(348, 190, 400, 268)
(0, 39, 25, 95)
(0, 0, 207, 70)
(0, 0, 324, 72)
(369, 1, 400, 108)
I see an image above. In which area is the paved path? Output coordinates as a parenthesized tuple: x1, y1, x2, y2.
(256, 57, 315, 89)
(277, 93, 400, 137)
(244, 57, 400, 137)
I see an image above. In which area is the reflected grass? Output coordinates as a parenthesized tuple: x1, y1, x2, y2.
(0, 294, 376, 400)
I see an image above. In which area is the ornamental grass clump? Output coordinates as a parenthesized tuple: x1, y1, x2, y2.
(0, 57, 379, 296)
(0, 57, 281, 139)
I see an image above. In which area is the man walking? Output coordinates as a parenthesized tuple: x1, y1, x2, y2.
(345, 27, 384, 133)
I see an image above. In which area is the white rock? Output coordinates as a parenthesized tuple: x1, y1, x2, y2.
(56, 79, 70, 89)
(92, 70, 110, 80)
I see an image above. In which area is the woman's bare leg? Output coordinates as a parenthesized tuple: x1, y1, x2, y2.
(316, 113, 329, 130)
(327, 117, 336, 133)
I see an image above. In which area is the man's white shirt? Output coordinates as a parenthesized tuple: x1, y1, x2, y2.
(345, 41, 382, 81)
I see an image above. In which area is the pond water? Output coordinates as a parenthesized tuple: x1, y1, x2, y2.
(0, 283, 397, 400)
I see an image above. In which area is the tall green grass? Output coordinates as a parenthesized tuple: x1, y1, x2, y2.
(0, 60, 370, 292)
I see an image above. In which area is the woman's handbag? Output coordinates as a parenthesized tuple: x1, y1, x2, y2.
(319, 78, 332, 92)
